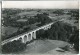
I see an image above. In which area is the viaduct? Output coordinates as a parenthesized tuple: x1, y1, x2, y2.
(1, 20, 63, 45)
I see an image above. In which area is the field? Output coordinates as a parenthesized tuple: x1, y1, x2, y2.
(2, 26, 18, 37)
(14, 40, 78, 54)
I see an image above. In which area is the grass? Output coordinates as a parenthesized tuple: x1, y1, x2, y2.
(14, 40, 76, 54)
(2, 26, 18, 36)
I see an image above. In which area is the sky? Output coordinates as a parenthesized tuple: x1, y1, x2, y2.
(2, 1, 79, 9)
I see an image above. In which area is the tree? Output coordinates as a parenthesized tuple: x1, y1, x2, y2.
(36, 12, 52, 25)
(53, 10, 64, 15)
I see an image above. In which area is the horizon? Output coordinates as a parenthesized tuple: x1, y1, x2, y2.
(2, 8, 79, 9)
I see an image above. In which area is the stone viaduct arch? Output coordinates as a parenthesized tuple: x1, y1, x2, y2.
(1, 22, 54, 45)
(23, 35, 27, 43)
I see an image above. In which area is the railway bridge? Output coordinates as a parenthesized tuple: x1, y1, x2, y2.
(1, 20, 62, 45)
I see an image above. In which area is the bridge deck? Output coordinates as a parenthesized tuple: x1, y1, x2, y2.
(1, 21, 56, 45)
